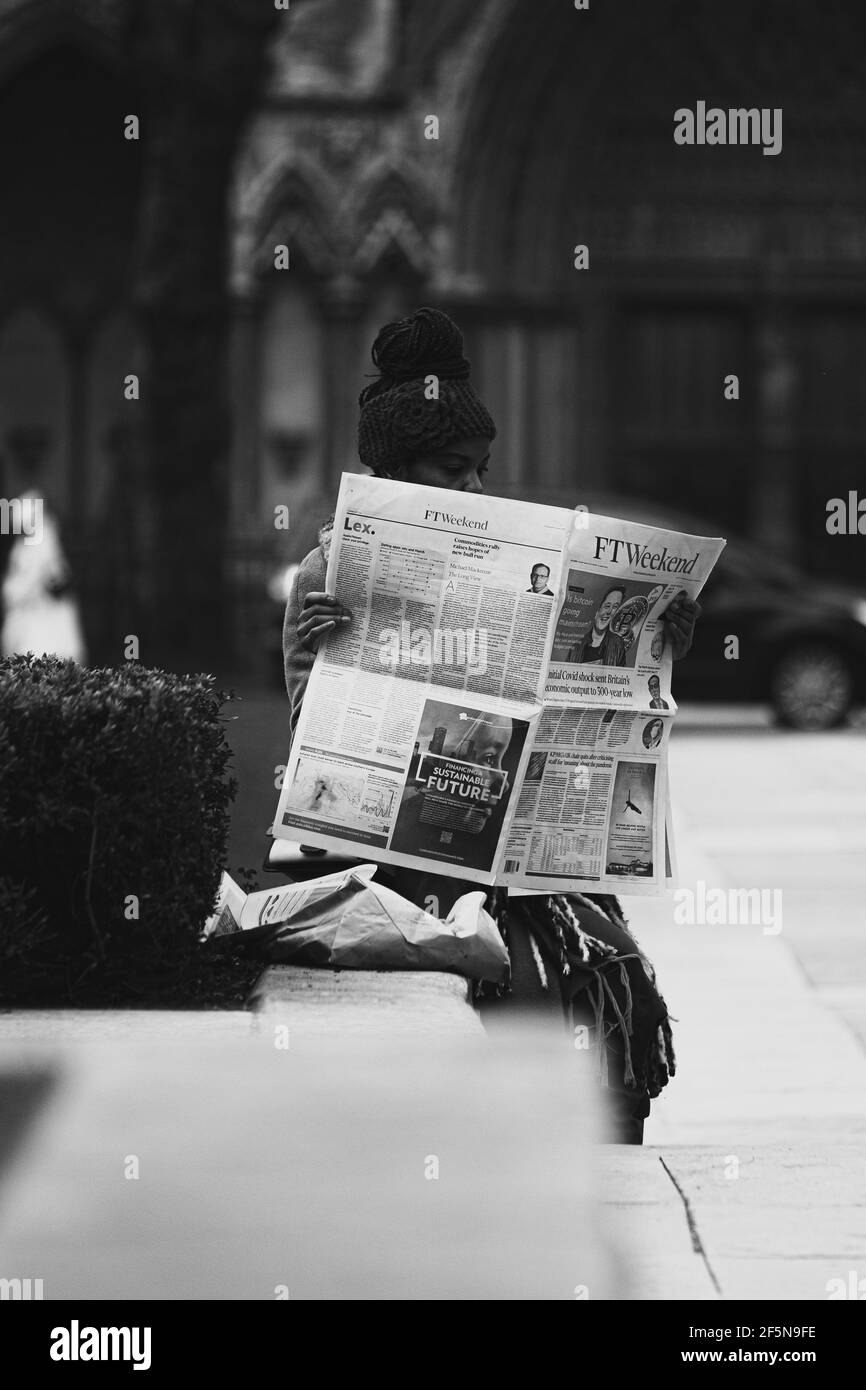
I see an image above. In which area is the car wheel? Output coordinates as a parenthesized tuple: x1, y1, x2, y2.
(770, 644, 854, 731)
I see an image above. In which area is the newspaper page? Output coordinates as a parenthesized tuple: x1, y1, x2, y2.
(272, 476, 725, 891)
(501, 511, 725, 893)
(272, 473, 573, 884)
(501, 704, 673, 896)
(545, 512, 724, 712)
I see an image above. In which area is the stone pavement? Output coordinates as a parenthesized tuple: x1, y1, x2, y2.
(0, 1010, 616, 1300)
(1, 718, 864, 1300)
(0, 914, 862, 1300)
(620, 721, 866, 1300)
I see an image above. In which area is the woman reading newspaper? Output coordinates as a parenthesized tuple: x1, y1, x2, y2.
(283, 308, 700, 1143)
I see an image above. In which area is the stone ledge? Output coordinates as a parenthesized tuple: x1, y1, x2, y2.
(0, 1009, 253, 1041)
(251, 966, 486, 1038)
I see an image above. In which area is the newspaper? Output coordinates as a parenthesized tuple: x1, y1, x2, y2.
(202, 864, 378, 936)
(201, 865, 509, 982)
(272, 474, 725, 894)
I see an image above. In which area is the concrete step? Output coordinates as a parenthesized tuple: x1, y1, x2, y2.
(0, 1029, 612, 1299)
(250, 965, 486, 1040)
(0, 1009, 253, 1043)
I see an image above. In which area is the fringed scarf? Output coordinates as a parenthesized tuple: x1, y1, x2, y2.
(481, 888, 675, 1100)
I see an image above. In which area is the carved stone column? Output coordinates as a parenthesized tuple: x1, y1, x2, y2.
(318, 273, 368, 487)
(123, 0, 280, 670)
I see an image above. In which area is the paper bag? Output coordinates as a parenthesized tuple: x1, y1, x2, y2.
(206, 866, 509, 984)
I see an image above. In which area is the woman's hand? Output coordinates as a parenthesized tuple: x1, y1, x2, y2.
(297, 591, 352, 653)
(662, 590, 701, 661)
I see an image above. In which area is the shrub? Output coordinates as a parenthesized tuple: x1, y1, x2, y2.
(0, 655, 239, 1005)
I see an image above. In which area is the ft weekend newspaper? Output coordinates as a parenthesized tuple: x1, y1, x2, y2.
(272, 474, 725, 895)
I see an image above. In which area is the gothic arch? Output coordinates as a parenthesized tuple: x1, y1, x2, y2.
(243, 159, 339, 283)
(453, 0, 866, 292)
(0, 0, 121, 85)
(350, 164, 437, 278)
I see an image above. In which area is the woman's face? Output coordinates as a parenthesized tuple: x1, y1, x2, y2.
(392, 437, 490, 493)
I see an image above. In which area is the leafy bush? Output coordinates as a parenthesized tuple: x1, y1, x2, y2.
(0, 655, 241, 1005)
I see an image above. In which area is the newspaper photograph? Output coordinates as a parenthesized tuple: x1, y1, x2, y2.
(272, 474, 724, 890)
(544, 513, 726, 712)
(388, 698, 531, 874)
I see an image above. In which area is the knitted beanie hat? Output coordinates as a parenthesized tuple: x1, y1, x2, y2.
(357, 306, 497, 474)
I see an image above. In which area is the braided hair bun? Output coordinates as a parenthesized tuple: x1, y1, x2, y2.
(357, 306, 496, 474)
(359, 307, 470, 407)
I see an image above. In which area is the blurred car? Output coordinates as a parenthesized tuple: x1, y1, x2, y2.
(579, 494, 866, 731)
(266, 500, 866, 731)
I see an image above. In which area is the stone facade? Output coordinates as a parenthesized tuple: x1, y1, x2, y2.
(1, 0, 865, 667)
